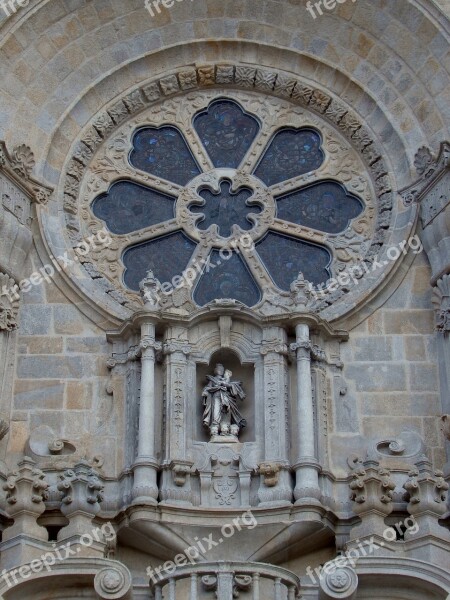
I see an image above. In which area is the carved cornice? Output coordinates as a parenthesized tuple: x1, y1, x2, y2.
(0, 141, 53, 205)
(400, 141, 450, 206)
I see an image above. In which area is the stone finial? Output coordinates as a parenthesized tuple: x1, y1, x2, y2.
(2, 457, 49, 542)
(139, 270, 161, 308)
(290, 271, 314, 308)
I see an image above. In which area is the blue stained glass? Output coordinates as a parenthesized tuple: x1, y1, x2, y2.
(189, 180, 261, 237)
(256, 232, 331, 290)
(92, 181, 175, 235)
(276, 181, 364, 234)
(194, 100, 260, 168)
(123, 231, 196, 291)
(130, 126, 201, 186)
(194, 250, 261, 307)
(254, 128, 324, 186)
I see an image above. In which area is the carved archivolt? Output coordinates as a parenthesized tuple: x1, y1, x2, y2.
(57, 63, 401, 321)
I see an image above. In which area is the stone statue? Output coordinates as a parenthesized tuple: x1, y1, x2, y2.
(202, 363, 246, 442)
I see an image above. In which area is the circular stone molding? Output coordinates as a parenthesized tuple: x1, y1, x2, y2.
(177, 169, 275, 246)
(319, 565, 358, 599)
(46, 61, 416, 324)
(94, 564, 132, 600)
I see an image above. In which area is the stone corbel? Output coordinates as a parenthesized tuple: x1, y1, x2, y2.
(259, 462, 281, 487)
(160, 460, 193, 506)
(56, 461, 106, 553)
(1, 457, 49, 546)
(402, 456, 449, 539)
(348, 458, 395, 542)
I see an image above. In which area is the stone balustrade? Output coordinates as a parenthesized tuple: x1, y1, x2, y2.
(149, 561, 301, 600)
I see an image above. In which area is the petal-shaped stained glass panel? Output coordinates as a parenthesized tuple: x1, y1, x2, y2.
(194, 250, 261, 307)
(130, 126, 201, 186)
(276, 181, 364, 234)
(256, 232, 331, 289)
(123, 232, 196, 291)
(92, 181, 175, 235)
(189, 180, 260, 237)
(194, 100, 260, 169)
(254, 128, 324, 186)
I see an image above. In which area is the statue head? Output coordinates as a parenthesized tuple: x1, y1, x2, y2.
(214, 363, 225, 376)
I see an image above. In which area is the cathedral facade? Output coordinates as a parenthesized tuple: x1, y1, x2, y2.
(0, 0, 449, 598)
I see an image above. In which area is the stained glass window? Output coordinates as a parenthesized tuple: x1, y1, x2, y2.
(90, 97, 366, 307)
(123, 232, 196, 291)
(130, 126, 201, 186)
(256, 232, 331, 290)
(194, 99, 260, 168)
(189, 180, 261, 237)
(92, 181, 175, 235)
(254, 128, 324, 186)
(276, 181, 364, 234)
(193, 250, 261, 306)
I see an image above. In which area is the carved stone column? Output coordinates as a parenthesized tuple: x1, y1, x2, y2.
(258, 327, 292, 506)
(160, 326, 193, 505)
(132, 318, 161, 504)
(291, 323, 321, 505)
(400, 142, 450, 468)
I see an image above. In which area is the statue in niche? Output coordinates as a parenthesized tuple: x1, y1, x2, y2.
(202, 363, 246, 442)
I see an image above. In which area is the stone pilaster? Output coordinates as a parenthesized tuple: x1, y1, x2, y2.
(160, 327, 193, 505)
(258, 328, 292, 506)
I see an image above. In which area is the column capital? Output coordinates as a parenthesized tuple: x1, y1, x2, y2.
(260, 341, 289, 356)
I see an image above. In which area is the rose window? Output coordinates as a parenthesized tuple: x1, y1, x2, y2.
(89, 96, 367, 308)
